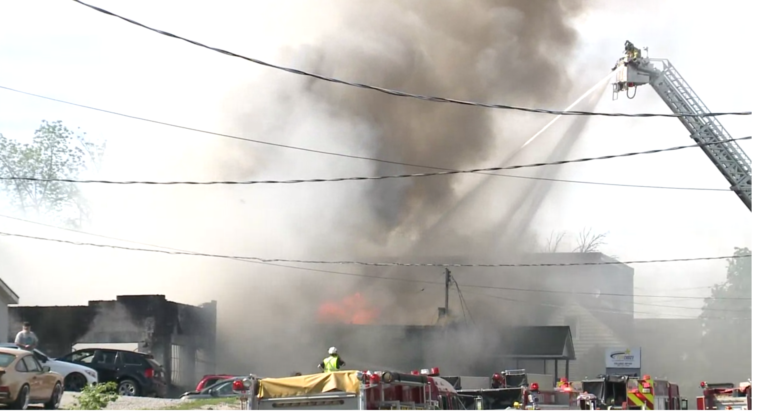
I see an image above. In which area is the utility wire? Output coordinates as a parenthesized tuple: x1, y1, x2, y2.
(471, 292, 750, 321)
(1, 137, 751, 186)
(0, 86, 735, 193)
(453, 279, 475, 325)
(0, 215, 750, 305)
(0, 230, 751, 279)
(72, 0, 751, 119)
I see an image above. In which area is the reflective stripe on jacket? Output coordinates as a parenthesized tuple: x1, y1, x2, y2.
(323, 356, 339, 372)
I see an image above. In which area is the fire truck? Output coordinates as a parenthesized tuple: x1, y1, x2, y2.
(449, 369, 565, 410)
(236, 367, 465, 410)
(696, 381, 751, 410)
(576, 374, 685, 410)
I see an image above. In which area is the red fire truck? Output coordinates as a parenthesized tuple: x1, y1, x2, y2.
(451, 369, 563, 410)
(574, 374, 686, 410)
(237, 367, 464, 410)
(696, 381, 751, 410)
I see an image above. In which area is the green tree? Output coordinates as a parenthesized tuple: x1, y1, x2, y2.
(700, 247, 751, 380)
(0, 120, 103, 228)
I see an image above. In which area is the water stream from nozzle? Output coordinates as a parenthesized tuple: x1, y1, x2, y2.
(384, 73, 615, 270)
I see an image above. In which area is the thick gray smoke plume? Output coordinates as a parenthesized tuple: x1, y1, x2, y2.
(213, 0, 592, 376)
(301, 0, 585, 240)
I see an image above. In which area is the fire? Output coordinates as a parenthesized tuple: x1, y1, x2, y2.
(318, 292, 380, 324)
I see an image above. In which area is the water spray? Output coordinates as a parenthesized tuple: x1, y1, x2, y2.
(387, 73, 616, 262)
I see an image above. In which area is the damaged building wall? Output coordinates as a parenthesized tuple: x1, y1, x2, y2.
(9, 295, 216, 393)
(0, 278, 20, 343)
(320, 324, 575, 379)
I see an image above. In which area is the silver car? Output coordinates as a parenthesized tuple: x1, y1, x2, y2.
(180, 376, 248, 401)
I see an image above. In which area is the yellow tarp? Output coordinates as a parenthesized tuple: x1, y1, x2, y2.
(258, 371, 361, 399)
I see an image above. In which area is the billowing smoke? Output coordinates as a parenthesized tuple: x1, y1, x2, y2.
(211, 0, 598, 376)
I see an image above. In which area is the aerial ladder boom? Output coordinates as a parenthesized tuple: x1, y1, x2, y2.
(612, 41, 752, 211)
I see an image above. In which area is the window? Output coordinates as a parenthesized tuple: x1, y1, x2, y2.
(565, 316, 580, 340)
(214, 381, 234, 395)
(121, 352, 146, 366)
(15, 359, 28, 372)
(0, 353, 15, 368)
(93, 350, 118, 365)
(33, 350, 49, 363)
(23, 356, 43, 372)
(204, 378, 222, 389)
(171, 345, 181, 386)
(68, 350, 96, 363)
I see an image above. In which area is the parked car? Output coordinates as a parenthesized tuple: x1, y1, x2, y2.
(57, 348, 167, 397)
(195, 374, 236, 393)
(180, 376, 248, 401)
(0, 343, 98, 392)
(0, 347, 64, 410)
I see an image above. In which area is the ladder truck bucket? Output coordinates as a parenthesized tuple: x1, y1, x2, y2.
(611, 43, 652, 100)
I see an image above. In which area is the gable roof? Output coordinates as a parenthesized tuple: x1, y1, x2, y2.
(0, 278, 19, 305)
(495, 326, 575, 360)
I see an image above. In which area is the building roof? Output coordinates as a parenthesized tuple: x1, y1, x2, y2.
(0, 278, 19, 305)
(495, 326, 576, 360)
(524, 252, 632, 272)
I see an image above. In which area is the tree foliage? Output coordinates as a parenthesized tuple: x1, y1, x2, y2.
(0, 120, 103, 228)
(700, 247, 751, 379)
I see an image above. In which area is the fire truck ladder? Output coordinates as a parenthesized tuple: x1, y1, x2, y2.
(613, 48, 752, 211)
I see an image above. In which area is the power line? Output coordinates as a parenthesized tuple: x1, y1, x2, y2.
(1, 137, 751, 186)
(0, 215, 750, 304)
(0, 86, 734, 193)
(0, 230, 751, 275)
(453, 279, 475, 324)
(71, 0, 751, 119)
(471, 292, 750, 321)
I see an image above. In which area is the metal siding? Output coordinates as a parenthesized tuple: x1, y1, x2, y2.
(0, 298, 8, 342)
(547, 303, 627, 380)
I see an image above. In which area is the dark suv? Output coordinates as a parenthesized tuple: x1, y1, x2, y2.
(58, 348, 167, 397)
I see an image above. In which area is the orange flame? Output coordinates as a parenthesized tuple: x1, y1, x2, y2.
(318, 292, 380, 324)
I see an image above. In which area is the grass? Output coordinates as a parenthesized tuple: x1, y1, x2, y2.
(157, 397, 241, 410)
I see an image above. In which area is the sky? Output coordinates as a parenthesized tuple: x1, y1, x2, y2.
(0, 0, 756, 325)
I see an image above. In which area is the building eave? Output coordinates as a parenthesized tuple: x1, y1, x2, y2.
(0, 278, 19, 305)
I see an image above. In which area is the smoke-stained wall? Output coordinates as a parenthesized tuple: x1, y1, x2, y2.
(9, 295, 216, 393)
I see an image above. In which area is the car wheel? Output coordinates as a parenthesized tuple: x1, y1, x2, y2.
(44, 382, 63, 410)
(10, 384, 30, 410)
(65, 372, 88, 391)
(118, 379, 140, 396)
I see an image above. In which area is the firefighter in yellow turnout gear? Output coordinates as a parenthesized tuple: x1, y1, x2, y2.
(318, 346, 346, 373)
(625, 40, 641, 61)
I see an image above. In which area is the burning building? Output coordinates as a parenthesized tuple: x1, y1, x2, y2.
(308, 252, 634, 382)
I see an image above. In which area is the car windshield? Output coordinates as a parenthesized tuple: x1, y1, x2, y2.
(0, 353, 15, 367)
(203, 377, 245, 393)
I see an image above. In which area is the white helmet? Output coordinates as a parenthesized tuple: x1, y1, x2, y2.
(328, 347, 338, 355)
